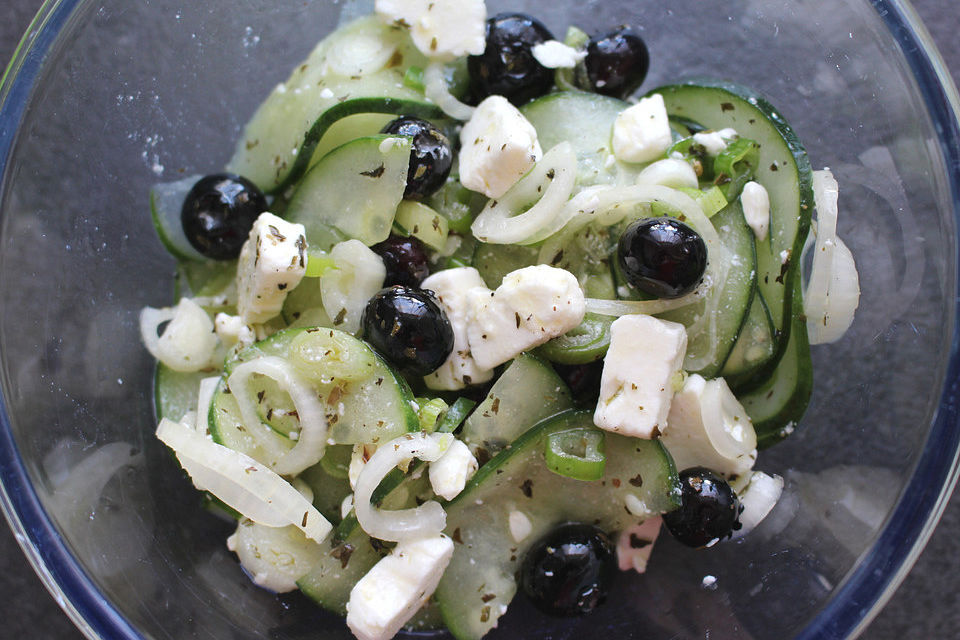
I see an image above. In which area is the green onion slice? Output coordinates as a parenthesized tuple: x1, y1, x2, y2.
(544, 427, 606, 481)
(536, 313, 612, 364)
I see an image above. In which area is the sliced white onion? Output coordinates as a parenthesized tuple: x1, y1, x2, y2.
(635, 158, 699, 189)
(471, 142, 577, 245)
(140, 298, 218, 372)
(701, 377, 757, 460)
(424, 62, 475, 121)
(353, 432, 453, 542)
(227, 356, 328, 475)
(156, 417, 332, 542)
(321, 240, 386, 335)
(804, 169, 861, 344)
(194, 376, 222, 434)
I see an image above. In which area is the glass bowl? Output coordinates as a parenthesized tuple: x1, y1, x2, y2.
(1, 0, 958, 638)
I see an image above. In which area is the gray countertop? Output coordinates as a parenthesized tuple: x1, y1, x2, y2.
(2, 1, 959, 638)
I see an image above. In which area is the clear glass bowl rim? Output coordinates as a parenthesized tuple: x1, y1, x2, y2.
(1, 1, 959, 639)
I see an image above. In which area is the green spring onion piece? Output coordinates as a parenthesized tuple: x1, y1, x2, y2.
(544, 426, 606, 481)
(319, 444, 352, 479)
(536, 313, 613, 364)
(676, 185, 728, 219)
(713, 137, 760, 200)
(434, 397, 478, 434)
(403, 65, 425, 92)
(305, 249, 336, 278)
(417, 397, 450, 432)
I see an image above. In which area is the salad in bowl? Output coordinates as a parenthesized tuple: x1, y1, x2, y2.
(140, 1, 860, 639)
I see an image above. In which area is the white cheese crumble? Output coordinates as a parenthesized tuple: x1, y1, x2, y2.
(236, 212, 307, 325)
(741, 180, 771, 241)
(531, 40, 586, 68)
(214, 312, 256, 353)
(421, 267, 495, 390)
(659, 374, 757, 477)
(465, 265, 586, 370)
(459, 95, 543, 198)
(428, 439, 478, 500)
(346, 533, 454, 640)
(611, 94, 673, 164)
(593, 314, 687, 439)
(692, 127, 739, 156)
(375, 0, 486, 61)
(508, 509, 533, 543)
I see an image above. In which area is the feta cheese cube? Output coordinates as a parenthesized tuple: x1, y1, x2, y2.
(616, 517, 662, 573)
(659, 374, 757, 477)
(321, 240, 386, 334)
(531, 40, 586, 68)
(741, 180, 770, 241)
(466, 265, 586, 370)
(692, 127, 739, 156)
(236, 212, 307, 325)
(422, 267, 495, 390)
(375, 0, 486, 61)
(611, 94, 672, 164)
(428, 439, 478, 500)
(459, 96, 543, 198)
(346, 533, 454, 640)
(593, 314, 687, 438)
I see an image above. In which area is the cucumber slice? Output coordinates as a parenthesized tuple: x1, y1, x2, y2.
(435, 410, 680, 640)
(284, 134, 411, 248)
(226, 16, 440, 192)
(460, 353, 574, 461)
(653, 82, 814, 387)
(149, 175, 205, 262)
(395, 200, 449, 251)
(739, 288, 813, 448)
(308, 112, 397, 169)
(520, 91, 631, 186)
(296, 525, 389, 616)
(225, 328, 420, 445)
(721, 288, 776, 381)
(154, 363, 208, 423)
(298, 460, 353, 524)
(659, 200, 757, 378)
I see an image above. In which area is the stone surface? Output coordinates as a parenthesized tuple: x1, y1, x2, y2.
(1, 1, 959, 638)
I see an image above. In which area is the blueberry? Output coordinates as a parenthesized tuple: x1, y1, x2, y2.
(468, 13, 555, 105)
(360, 286, 453, 376)
(585, 26, 650, 98)
(381, 117, 453, 199)
(181, 173, 266, 260)
(617, 217, 707, 298)
(520, 523, 616, 617)
(370, 234, 430, 287)
(663, 467, 741, 548)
